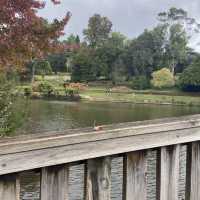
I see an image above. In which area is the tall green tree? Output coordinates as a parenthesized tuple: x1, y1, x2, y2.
(65, 34, 80, 45)
(179, 56, 200, 91)
(164, 24, 188, 74)
(157, 7, 200, 74)
(71, 47, 95, 82)
(94, 32, 126, 80)
(124, 26, 165, 78)
(158, 7, 200, 35)
(47, 53, 68, 74)
(83, 14, 112, 48)
(33, 60, 52, 77)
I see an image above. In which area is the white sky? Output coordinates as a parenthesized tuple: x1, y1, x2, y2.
(39, 0, 200, 51)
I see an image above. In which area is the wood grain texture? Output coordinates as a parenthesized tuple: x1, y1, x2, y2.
(0, 174, 20, 200)
(0, 126, 200, 175)
(40, 165, 69, 200)
(123, 151, 147, 200)
(185, 142, 200, 200)
(156, 145, 180, 200)
(85, 157, 111, 200)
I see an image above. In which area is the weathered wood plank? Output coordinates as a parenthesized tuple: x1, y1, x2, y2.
(123, 151, 147, 200)
(0, 127, 200, 175)
(85, 157, 111, 200)
(0, 174, 20, 200)
(156, 145, 180, 200)
(40, 165, 69, 200)
(185, 142, 200, 200)
(0, 115, 200, 156)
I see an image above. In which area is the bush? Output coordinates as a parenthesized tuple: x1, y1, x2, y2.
(37, 82, 55, 97)
(24, 87, 32, 97)
(179, 57, 200, 91)
(131, 76, 150, 90)
(64, 88, 79, 97)
(151, 68, 175, 89)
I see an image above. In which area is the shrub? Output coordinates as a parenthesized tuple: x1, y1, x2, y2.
(131, 76, 150, 90)
(64, 88, 79, 97)
(179, 57, 200, 91)
(151, 68, 175, 89)
(37, 82, 55, 97)
(24, 87, 32, 97)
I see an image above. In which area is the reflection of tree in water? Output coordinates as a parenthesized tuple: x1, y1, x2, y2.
(16, 100, 200, 135)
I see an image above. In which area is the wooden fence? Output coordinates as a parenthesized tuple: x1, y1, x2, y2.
(1, 114, 200, 200)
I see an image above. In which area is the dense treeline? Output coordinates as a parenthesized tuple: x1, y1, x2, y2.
(28, 8, 200, 91)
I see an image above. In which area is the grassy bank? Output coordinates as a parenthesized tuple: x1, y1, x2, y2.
(80, 88, 200, 106)
(17, 74, 200, 106)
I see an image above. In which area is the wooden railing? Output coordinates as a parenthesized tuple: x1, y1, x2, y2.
(1, 114, 200, 200)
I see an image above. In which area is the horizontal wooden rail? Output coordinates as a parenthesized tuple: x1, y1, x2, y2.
(0, 115, 200, 199)
(0, 115, 200, 175)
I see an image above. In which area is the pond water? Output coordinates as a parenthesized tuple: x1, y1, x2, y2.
(17, 100, 200, 200)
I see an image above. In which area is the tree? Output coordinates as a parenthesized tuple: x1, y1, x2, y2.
(131, 76, 150, 90)
(83, 14, 112, 48)
(93, 32, 126, 80)
(162, 24, 188, 75)
(65, 34, 80, 45)
(179, 57, 200, 91)
(157, 7, 200, 74)
(0, 0, 70, 135)
(0, 0, 71, 71)
(109, 32, 127, 48)
(124, 26, 166, 78)
(151, 68, 175, 89)
(158, 7, 200, 36)
(47, 53, 68, 74)
(33, 60, 52, 77)
(111, 57, 127, 84)
(71, 47, 95, 82)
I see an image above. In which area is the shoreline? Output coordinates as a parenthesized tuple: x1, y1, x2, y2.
(80, 96, 200, 107)
(27, 92, 200, 107)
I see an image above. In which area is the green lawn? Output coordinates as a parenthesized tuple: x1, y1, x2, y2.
(17, 77, 200, 106)
(80, 88, 200, 106)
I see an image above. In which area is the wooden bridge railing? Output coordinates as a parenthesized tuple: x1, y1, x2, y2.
(1, 114, 200, 200)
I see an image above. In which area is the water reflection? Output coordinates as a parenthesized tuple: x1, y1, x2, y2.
(17, 100, 200, 200)
(16, 100, 200, 135)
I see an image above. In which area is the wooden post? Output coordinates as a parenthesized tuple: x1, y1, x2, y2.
(40, 164, 69, 200)
(123, 151, 147, 200)
(85, 156, 111, 200)
(156, 145, 180, 200)
(0, 174, 20, 200)
(185, 142, 200, 200)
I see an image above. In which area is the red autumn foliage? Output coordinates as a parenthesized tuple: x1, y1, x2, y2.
(0, 0, 71, 71)
(63, 82, 88, 91)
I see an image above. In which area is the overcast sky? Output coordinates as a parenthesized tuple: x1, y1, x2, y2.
(39, 0, 200, 51)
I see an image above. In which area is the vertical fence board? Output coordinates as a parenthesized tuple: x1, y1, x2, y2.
(123, 150, 147, 200)
(41, 164, 69, 200)
(85, 156, 111, 200)
(185, 142, 200, 200)
(0, 174, 20, 200)
(156, 145, 180, 200)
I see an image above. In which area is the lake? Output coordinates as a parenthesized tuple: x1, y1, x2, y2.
(17, 99, 200, 200)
